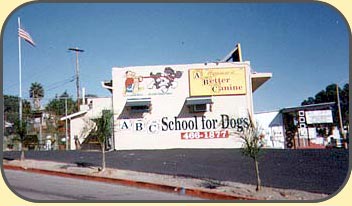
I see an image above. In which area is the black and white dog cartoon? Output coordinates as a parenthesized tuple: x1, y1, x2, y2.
(148, 67, 183, 93)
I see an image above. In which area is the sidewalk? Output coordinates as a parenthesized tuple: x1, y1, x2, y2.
(3, 158, 328, 200)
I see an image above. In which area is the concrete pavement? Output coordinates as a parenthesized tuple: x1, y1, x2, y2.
(5, 169, 204, 201)
(2, 155, 334, 201)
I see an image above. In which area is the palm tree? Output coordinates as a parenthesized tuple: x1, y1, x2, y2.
(29, 82, 44, 110)
(90, 110, 113, 172)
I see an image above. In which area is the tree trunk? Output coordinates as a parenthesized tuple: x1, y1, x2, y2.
(20, 149, 25, 162)
(20, 142, 25, 161)
(101, 144, 106, 172)
(254, 157, 261, 191)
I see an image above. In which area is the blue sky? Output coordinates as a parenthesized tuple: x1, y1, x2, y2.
(2, 3, 349, 112)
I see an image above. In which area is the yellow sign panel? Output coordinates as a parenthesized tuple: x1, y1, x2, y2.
(189, 67, 246, 96)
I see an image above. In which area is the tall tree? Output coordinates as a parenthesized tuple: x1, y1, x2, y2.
(45, 91, 77, 149)
(45, 91, 77, 116)
(301, 97, 315, 106)
(4, 95, 31, 123)
(90, 110, 113, 172)
(340, 84, 349, 126)
(29, 82, 44, 110)
(301, 83, 349, 126)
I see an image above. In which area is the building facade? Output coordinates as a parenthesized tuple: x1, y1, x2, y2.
(111, 62, 271, 150)
(61, 97, 112, 150)
(254, 111, 285, 149)
(254, 102, 343, 149)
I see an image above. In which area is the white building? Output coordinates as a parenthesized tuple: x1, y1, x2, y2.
(254, 111, 285, 149)
(109, 61, 271, 150)
(61, 97, 112, 150)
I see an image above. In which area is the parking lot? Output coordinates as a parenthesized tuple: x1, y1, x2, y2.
(2, 148, 349, 194)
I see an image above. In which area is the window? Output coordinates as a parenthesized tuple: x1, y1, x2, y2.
(130, 105, 150, 113)
(186, 97, 212, 113)
(126, 98, 151, 113)
(189, 104, 209, 113)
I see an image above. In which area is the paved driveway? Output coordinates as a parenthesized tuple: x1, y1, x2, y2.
(2, 149, 349, 194)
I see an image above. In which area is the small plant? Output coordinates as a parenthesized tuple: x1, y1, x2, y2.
(239, 113, 264, 191)
(90, 110, 113, 172)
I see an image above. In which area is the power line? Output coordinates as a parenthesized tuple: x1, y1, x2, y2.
(45, 76, 75, 91)
(68, 47, 84, 110)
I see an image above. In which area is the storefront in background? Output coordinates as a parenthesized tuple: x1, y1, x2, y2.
(110, 61, 271, 150)
(280, 102, 340, 149)
(255, 102, 343, 149)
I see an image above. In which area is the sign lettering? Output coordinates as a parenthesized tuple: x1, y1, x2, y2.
(189, 68, 247, 96)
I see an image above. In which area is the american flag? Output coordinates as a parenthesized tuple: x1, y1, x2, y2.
(18, 27, 35, 46)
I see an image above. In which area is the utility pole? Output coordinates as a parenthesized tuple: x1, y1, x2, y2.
(336, 84, 347, 149)
(68, 47, 84, 111)
(65, 97, 69, 150)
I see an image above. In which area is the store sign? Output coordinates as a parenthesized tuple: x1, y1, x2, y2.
(117, 115, 250, 138)
(189, 67, 246, 96)
(305, 110, 333, 124)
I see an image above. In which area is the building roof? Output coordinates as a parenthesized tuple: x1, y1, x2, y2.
(101, 80, 113, 93)
(251, 72, 272, 92)
(60, 110, 89, 121)
(280, 102, 336, 114)
(221, 43, 242, 62)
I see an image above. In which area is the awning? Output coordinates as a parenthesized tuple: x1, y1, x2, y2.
(251, 72, 272, 92)
(280, 102, 336, 114)
(126, 98, 151, 107)
(186, 97, 212, 105)
(101, 80, 113, 93)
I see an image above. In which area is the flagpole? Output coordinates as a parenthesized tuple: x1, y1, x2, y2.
(18, 17, 23, 122)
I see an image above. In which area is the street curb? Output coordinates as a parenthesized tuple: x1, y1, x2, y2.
(3, 164, 260, 200)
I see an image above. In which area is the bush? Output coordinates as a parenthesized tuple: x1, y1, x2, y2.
(23, 134, 38, 148)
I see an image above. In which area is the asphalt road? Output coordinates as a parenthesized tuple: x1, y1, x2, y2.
(2, 149, 350, 194)
(3, 169, 203, 201)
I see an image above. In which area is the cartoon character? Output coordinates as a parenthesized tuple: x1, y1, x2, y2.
(164, 67, 183, 88)
(124, 71, 142, 95)
(125, 71, 135, 93)
(149, 67, 183, 93)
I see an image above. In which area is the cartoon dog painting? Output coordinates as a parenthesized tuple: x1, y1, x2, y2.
(124, 67, 183, 95)
(148, 67, 183, 93)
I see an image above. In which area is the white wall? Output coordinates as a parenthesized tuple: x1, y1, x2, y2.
(69, 97, 112, 150)
(70, 117, 88, 150)
(112, 62, 256, 150)
(86, 97, 112, 118)
(254, 111, 285, 149)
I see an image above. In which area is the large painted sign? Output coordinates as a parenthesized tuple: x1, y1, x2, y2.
(189, 67, 247, 96)
(117, 114, 250, 140)
(123, 67, 183, 96)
